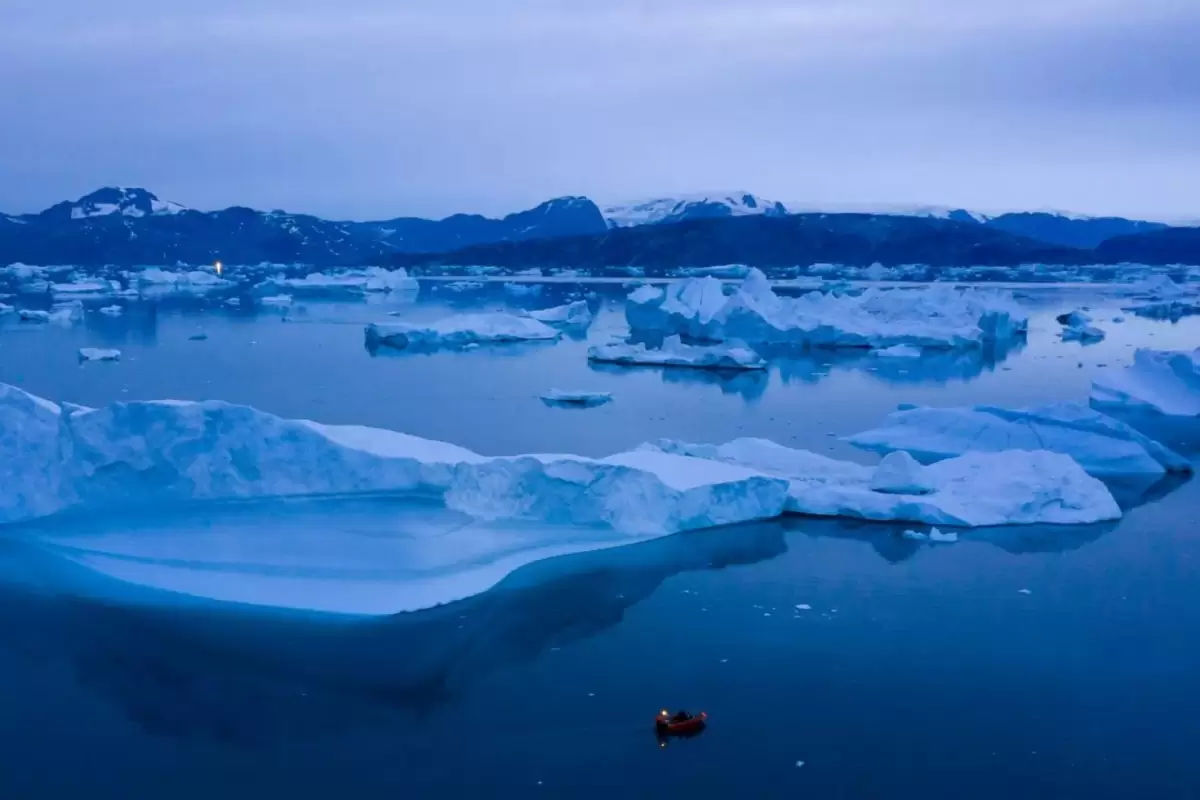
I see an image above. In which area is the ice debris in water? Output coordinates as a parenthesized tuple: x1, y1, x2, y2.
(539, 390, 613, 408)
(366, 312, 561, 350)
(1091, 348, 1200, 418)
(526, 300, 593, 329)
(647, 437, 1121, 527)
(588, 335, 766, 370)
(846, 402, 1190, 477)
(78, 348, 121, 362)
(626, 268, 1027, 349)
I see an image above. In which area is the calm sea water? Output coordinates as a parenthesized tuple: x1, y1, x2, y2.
(1, 282, 1198, 798)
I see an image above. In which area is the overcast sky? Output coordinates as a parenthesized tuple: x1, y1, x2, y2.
(2, 0, 1198, 220)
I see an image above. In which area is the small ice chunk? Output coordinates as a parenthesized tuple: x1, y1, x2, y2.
(224, 297, 242, 307)
(902, 529, 929, 541)
(0, 303, 13, 315)
(1056, 310, 1093, 327)
(588, 335, 766, 371)
(188, 332, 209, 341)
(527, 300, 593, 329)
(873, 344, 923, 359)
(17, 309, 51, 322)
(1017, 588, 1032, 595)
(78, 348, 121, 362)
(870, 451, 935, 495)
(366, 312, 561, 350)
(928, 528, 958, 543)
(795, 603, 811, 610)
(540, 390, 613, 408)
(98, 305, 123, 316)
(504, 282, 543, 297)
(259, 294, 293, 308)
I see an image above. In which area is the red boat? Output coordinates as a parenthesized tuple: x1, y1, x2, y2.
(655, 709, 708, 735)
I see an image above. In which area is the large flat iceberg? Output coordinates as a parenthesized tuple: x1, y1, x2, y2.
(256, 267, 418, 297)
(649, 438, 1121, 527)
(588, 335, 766, 370)
(366, 312, 561, 350)
(1091, 348, 1200, 418)
(845, 402, 1191, 477)
(626, 269, 1027, 349)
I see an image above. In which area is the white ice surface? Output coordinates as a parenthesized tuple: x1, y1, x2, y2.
(588, 335, 766, 370)
(625, 268, 1027, 349)
(527, 300, 593, 329)
(366, 312, 561, 350)
(540, 389, 613, 407)
(78, 348, 121, 362)
(649, 438, 1121, 527)
(846, 402, 1191, 477)
(1091, 348, 1200, 418)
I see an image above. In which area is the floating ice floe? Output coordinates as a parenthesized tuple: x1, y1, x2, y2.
(134, 267, 231, 294)
(873, 344, 923, 359)
(626, 268, 1027, 349)
(52, 279, 119, 297)
(588, 335, 766, 370)
(527, 300, 593, 329)
(539, 390, 613, 408)
(442, 280, 485, 292)
(445, 450, 788, 535)
(258, 294, 294, 308)
(255, 267, 418, 297)
(18, 300, 81, 325)
(1057, 310, 1106, 342)
(648, 438, 1121, 527)
(845, 402, 1191, 477)
(0, 302, 13, 314)
(98, 305, 123, 316)
(365, 312, 561, 350)
(1091, 348, 1200, 418)
(78, 347, 121, 362)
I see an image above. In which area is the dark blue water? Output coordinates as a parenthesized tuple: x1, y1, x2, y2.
(1, 283, 1198, 798)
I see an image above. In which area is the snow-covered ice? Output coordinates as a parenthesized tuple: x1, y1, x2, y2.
(366, 312, 561, 350)
(540, 390, 613, 408)
(648, 438, 1121, 527)
(625, 268, 1027, 349)
(873, 344, 923, 359)
(1091, 348, 1200, 418)
(78, 348, 121, 362)
(846, 403, 1191, 477)
(527, 300, 593, 329)
(446, 449, 789, 535)
(588, 335, 766, 370)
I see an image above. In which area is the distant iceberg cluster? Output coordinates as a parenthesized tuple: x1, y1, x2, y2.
(624, 268, 1028, 350)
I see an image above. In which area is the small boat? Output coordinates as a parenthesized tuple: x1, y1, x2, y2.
(655, 709, 708, 736)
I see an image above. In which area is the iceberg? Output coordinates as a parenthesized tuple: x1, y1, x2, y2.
(18, 302, 80, 324)
(1057, 309, 1105, 341)
(445, 450, 789, 536)
(52, 279, 118, 296)
(649, 438, 1121, 527)
(588, 335, 766, 371)
(1091, 348, 1200, 418)
(366, 312, 561, 351)
(527, 300, 593, 329)
(539, 390, 613, 408)
(255, 267, 418, 296)
(846, 402, 1191, 477)
(625, 268, 1027, 350)
(78, 348, 121, 362)
(873, 344, 923, 359)
(134, 267, 230, 294)
(1124, 300, 1200, 321)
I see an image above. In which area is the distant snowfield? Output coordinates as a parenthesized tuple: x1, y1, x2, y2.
(28, 497, 637, 616)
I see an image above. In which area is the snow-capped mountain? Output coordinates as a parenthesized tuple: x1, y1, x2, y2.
(0, 189, 608, 266)
(603, 193, 788, 228)
(38, 187, 188, 222)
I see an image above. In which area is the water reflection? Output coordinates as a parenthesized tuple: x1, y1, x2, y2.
(587, 360, 769, 402)
(0, 523, 787, 744)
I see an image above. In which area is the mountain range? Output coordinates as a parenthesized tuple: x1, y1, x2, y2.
(0, 187, 1194, 268)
